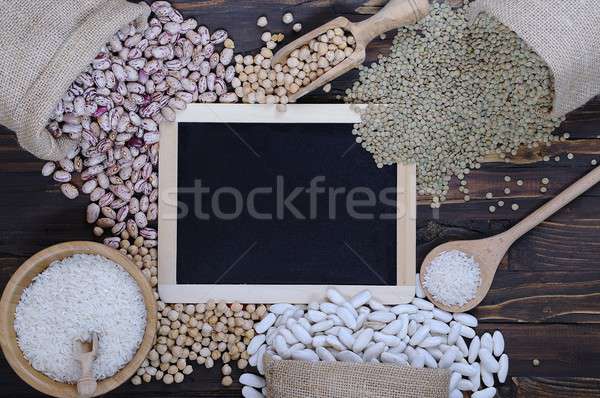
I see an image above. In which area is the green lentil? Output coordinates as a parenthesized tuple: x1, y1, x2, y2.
(345, 3, 562, 204)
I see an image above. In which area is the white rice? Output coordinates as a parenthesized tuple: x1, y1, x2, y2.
(423, 250, 481, 307)
(14, 254, 146, 383)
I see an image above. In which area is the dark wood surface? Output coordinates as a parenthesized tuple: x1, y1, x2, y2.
(1, 1, 600, 397)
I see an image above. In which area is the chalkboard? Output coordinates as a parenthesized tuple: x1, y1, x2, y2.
(158, 104, 416, 304)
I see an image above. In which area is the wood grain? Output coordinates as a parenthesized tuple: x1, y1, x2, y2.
(0, 0, 599, 397)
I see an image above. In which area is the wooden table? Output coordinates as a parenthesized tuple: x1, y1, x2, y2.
(1, 1, 599, 397)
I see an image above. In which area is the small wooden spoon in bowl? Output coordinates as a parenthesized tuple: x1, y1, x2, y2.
(420, 165, 600, 313)
(75, 332, 98, 398)
(271, 0, 430, 102)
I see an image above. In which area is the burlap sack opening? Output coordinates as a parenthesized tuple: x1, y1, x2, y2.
(265, 360, 450, 398)
(468, 0, 600, 118)
(0, 0, 150, 161)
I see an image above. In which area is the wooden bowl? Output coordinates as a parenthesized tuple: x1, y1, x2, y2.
(0, 241, 157, 398)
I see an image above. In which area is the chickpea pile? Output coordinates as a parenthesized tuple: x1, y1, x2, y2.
(119, 232, 267, 386)
(232, 27, 356, 104)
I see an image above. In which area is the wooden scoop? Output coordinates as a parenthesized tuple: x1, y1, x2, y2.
(75, 332, 98, 398)
(420, 165, 600, 313)
(271, 0, 430, 102)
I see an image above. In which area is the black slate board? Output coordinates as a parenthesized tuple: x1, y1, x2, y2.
(176, 122, 397, 285)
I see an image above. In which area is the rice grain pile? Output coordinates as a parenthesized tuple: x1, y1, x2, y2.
(423, 250, 481, 307)
(345, 3, 563, 206)
(14, 254, 146, 383)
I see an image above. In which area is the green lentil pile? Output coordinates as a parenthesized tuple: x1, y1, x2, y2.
(345, 3, 563, 206)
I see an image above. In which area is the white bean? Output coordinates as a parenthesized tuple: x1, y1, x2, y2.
(390, 304, 418, 315)
(427, 319, 450, 334)
(254, 313, 276, 334)
(453, 312, 478, 327)
(449, 371, 462, 391)
(419, 336, 443, 348)
(291, 349, 319, 362)
(498, 353, 509, 383)
(417, 347, 437, 368)
(493, 330, 505, 357)
(290, 323, 312, 345)
(326, 288, 346, 305)
(320, 302, 338, 314)
(374, 332, 402, 347)
(239, 373, 266, 388)
(449, 389, 462, 398)
(242, 386, 264, 398)
(352, 328, 374, 352)
(451, 362, 477, 377)
(248, 335, 266, 355)
(458, 379, 474, 391)
(338, 328, 355, 348)
(472, 387, 497, 398)
(326, 335, 346, 351)
(415, 273, 426, 298)
(306, 310, 327, 323)
(316, 346, 336, 362)
(481, 365, 495, 387)
(256, 344, 267, 375)
(479, 348, 500, 373)
(279, 328, 299, 345)
(270, 303, 294, 314)
(468, 335, 480, 363)
(311, 335, 327, 348)
(368, 298, 386, 311)
(411, 298, 434, 311)
(336, 306, 357, 329)
(432, 308, 453, 323)
(273, 335, 289, 358)
(448, 322, 461, 345)
(310, 320, 334, 333)
(336, 350, 363, 363)
(456, 336, 469, 357)
(408, 324, 430, 346)
(469, 363, 481, 391)
(381, 319, 403, 335)
(480, 332, 493, 351)
(367, 311, 395, 323)
(381, 351, 408, 364)
(438, 347, 457, 369)
(363, 342, 386, 362)
(349, 290, 371, 308)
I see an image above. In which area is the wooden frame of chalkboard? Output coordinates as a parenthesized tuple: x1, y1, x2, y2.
(158, 104, 416, 304)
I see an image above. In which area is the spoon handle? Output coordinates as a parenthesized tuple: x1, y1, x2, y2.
(352, 0, 429, 46)
(504, 165, 600, 242)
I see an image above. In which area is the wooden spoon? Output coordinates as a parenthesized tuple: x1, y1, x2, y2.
(420, 165, 600, 313)
(75, 332, 98, 398)
(271, 0, 430, 102)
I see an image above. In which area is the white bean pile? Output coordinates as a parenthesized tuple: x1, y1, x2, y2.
(240, 278, 508, 398)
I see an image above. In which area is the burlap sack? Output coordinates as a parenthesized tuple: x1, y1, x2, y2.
(468, 0, 600, 118)
(265, 360, 450, 398)
(0, 0, 150, 160)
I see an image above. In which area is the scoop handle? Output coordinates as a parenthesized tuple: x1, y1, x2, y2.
(503, 165, 600, 243)
(352, 0, 429, 46)
(77, 353, 97, 398)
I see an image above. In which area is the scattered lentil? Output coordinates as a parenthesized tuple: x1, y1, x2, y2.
(511, 203, 519, 211)
(567, 153, 574, 159)
(504, 188, 511, 195)
(292, 23, 302, 32)
(541, 177, 549, 185)
(497, 200, 504, 207)
(489, 205, 496, 213)
(540, 186, 547, 193)
(485, 192, 493, 199)
(592, 159, 598, 165)
(516, 180, 523, 186)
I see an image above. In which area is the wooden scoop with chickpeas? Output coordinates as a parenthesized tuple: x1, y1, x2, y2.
(270, 0, 430, 102)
